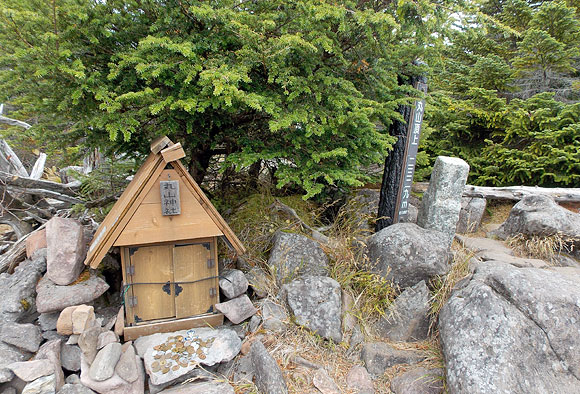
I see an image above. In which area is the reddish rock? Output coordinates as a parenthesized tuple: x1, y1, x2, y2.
(46, 217, 86, 286)
(26, 229, 47, 258)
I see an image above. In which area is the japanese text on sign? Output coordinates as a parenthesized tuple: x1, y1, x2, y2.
(160, 180, 181, 216)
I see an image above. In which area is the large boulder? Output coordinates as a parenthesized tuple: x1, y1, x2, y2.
(46, 217, 86, 286)
(439, 261, 580, 393)
(374, 280, 430, 342)
(282, 276, 342, 342)
(0, 249, 46, 323)
(267, 232, 329, 284)
(367, 223, 451, 288)
(495, 195, 580, 253)
(36, 274, 109, 313)
(417, 156, 469, 246)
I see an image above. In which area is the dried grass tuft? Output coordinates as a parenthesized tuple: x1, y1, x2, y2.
(507, 232, 578, 263)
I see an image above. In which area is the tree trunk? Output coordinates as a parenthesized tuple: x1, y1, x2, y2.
(188, 147, 213, 185)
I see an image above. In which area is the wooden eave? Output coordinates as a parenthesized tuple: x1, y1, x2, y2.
(84, 139, 245, 269)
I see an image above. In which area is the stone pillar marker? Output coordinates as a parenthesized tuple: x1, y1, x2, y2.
(417, 156, 469, 246)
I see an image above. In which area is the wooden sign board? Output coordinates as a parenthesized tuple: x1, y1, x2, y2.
(160, 180, 181, 216)
(393, 81, 428, 223)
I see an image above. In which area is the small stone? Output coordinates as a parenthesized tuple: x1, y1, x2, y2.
(34, 339, 64, 391)
(246, 267, 269, 298)
(361, 342, 425, 377)
(67, 335, 80, 345)
(456, 197, 486, 234)
(115, 344, 139, 383)
(0, 322, 42, 353)
(26, 228, 47, 259)
(156, 380, 235, 393)
(312, 368, 340, 394)
(346, 366, 374, 394)
(38, 312, 60, 332)
(65, 374, 81, 385)
(57, 306, 77, 335)
(72, 305, 95, 335)
(250, 341, 287, 394)
(80, 354, 144, 394)
(46, 217, 86, 286)
(390, 367, 444, 394)
(341, 290, 357, 333)
(0, 341, 30, 383)
(113, 307, 124, 337)
(248, 315, 262, 333)
(61, 344, 81, 372)
(215, 295, 257, 325)
(233, 354, 255, 383)
(78, 326, 102, 364)
(57, 383, 96, 394)
(22, 374, 56, 394)
(261, 300, 288, 333)
(96, 331, 118, 350)
(89, 342, 122, 381)
(8, 360, 54, 382)
(219, 269, 249, 299)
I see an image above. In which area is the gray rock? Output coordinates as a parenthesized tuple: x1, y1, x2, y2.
(349, 325, 364, 348)
(80, 354, 144, 394)
(367, 223, 451, 288)
(78, 326, 102, 364)
(495, 195, 580, 254)
(346, 365, 374, 394)
(60, 344, 81, 372)
(0, 250, 46, 323)
(96, 331, 118, 350)
(0, 343, 33, 382)
(440, 261, 580, 393)
(46, 217, 85, 286)
(64, 374, 81, 385)
(8, 360, 54, 382)
(89, 343, 122, 382)
(246, 267, 270, 298)
(114, 345, 138, 383)
(1, 387, 18, 394)
(268, 232, 329, 284)
(34, 339, 64, 392)
(361, 342, 425, 377)
(282, 276, 342, 342)
(250, 341, 288, 394)
(0, 322, 42, 353)
(312, 368, 339, 394)
(67, 335, 80, 345)
(260, 300, 288, 332)
(400, 204, 419, 224)
(22, 374, 56, 394)
(232, 354, 254, 383)
(219, 269, 249, 299)
(42, 331, 67, 342)
(142, 328, 241, 386)
(214, 295, 257, 324)
(56, 383, 95, 394)
(417, 156, 469, 246)
(38, 313, 60, 332)
(457, 197, 487, 234)
(157, 380, 235, 394)
(390, 367, 444, 394)
(36, 274, 109, 314)
(374, 280, 430, 342)
(147, 368, 214, 394)
(248, 315, 262, 333)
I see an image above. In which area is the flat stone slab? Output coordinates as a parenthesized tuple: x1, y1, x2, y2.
(8, 359, 54, 382)
(142, 328, 241, 386)
(36, 274, 109, 313)
(215, 295, 257, 324)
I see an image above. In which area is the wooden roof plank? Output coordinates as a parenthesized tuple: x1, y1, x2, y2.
(150, 135, 172, 154)
(161, 143, 186, 163)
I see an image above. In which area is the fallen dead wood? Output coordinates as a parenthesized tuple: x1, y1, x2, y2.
(0, 223, 46, 274)
(0, 172, 80, 196)
(412, 183, 580, 203)
(269, 199, 330, 244)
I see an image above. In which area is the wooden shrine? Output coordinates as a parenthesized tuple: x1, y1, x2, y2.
(84, 136, 245, 341)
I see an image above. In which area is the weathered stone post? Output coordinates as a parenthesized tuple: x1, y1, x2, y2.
(417, 156, 469, 246)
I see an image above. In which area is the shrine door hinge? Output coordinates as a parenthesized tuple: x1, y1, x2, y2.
(207, 258, 215, 269)
(209, 287, 217, 297)
(127, 296, 138, 307)
(127, 265, 135, 276)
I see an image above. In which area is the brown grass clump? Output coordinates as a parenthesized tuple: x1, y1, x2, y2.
(507, 232, 578, 263)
